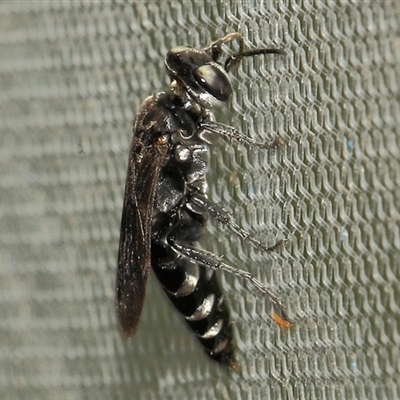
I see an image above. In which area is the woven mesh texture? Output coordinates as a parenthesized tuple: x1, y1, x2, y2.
(1, 1, 399, 399)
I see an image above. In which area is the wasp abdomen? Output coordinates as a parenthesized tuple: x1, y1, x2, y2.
(152, 242, 236, 367)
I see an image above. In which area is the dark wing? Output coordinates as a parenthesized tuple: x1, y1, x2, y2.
(116, 134, 169, 339)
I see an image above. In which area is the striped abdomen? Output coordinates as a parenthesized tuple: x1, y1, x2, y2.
(151, 210, 237, 369)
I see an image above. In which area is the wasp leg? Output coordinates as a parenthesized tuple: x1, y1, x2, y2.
(188, 193, 286, 254)
(199, 121, 283, 150)
(168, 238, 293, 326)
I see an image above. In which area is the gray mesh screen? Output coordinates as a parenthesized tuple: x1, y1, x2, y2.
(1, 1, 399, 399)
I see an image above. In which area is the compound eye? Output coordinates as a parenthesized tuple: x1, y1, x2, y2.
(193, 65, 232, 101)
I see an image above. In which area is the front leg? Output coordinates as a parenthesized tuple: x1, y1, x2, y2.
(199, 120, 283, 149)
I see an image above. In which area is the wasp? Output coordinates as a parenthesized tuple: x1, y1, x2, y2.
(116, 32, 292, 369)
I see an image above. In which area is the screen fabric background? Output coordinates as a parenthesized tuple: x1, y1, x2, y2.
(0, 1, 399, 399)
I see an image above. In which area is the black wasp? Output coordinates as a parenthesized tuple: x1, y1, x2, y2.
(117, 32, 292, 370)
